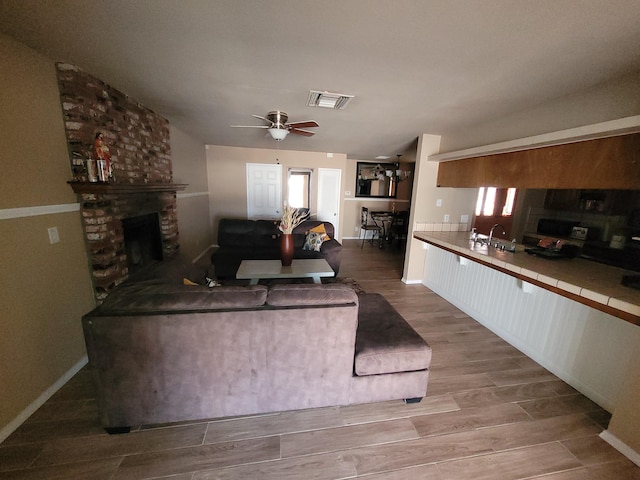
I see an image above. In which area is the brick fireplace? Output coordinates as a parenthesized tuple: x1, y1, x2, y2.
(58, 63, 186, 301)
(70, 183, 182, 300)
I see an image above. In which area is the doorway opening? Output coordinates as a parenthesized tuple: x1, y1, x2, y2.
(287, 168, 312, 209)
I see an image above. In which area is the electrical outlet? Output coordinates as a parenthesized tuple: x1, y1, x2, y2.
(355, 226, 359, 233)
(460, 214, 469, 223)
(48, 226, 60, 244)
(444, 214, 450, 223)
(436, 199, 443, 207)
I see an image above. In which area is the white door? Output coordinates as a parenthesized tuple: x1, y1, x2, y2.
(317, 168, 342, 239)
(246, 163, 282, 219)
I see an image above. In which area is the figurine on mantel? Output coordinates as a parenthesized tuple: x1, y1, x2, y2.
(93, 132, 112, 181)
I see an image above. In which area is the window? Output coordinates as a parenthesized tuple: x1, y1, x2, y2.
(476, 187, 517, 217)
(502, 188, 517, 216)
(287, 168, 312, 209)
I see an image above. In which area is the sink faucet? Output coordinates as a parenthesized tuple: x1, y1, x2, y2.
(488, 223, 507, 245)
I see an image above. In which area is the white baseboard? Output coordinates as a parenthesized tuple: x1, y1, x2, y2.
(402, 278, 423, 285)
(600, 429, 640, 467)
(0, 355, 88, 444)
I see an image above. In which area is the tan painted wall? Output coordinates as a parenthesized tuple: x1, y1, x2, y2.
(0, 34, 215, 439)
(0, 35, 77, 209)
(403, 134, 478, 282)
(170, 125, 213, 261)
(205, 145, 347, 242)
(0, 33, 96, 437)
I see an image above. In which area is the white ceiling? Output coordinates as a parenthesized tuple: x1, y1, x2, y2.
(2, 0, 640, 160)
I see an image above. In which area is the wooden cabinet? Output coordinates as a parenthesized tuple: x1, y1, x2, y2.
(436, 132, 640, 189)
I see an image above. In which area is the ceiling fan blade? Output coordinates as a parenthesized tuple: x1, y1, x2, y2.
(290, 128, 315, 137)
(285, 120, 319, 129)
(230, 125, 269, 128)
(252, 114, 272, 124)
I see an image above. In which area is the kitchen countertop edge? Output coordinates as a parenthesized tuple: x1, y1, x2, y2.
(414, 231, 640, 326)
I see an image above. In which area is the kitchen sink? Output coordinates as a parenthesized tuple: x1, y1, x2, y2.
(473, 235, 517, 253)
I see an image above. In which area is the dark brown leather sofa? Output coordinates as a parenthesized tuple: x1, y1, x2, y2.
(210, 219, 342, 278)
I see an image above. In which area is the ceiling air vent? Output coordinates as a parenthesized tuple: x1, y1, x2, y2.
(307, 90, 354, 109)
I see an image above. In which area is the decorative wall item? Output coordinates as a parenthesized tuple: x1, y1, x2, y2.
(93, 132, 112, 181)
(356, 162, 398, 197)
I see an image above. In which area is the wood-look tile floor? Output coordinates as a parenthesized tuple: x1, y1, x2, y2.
(2, 240, 639, 479)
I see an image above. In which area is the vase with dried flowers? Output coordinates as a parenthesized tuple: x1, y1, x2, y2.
(278, 205, 308, 266)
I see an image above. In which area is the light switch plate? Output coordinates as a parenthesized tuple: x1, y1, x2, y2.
(444, 214, 450, 222)
(436, 199, 443, 207)
(48, 226, 60, 244)
(460, 214, 469, 223)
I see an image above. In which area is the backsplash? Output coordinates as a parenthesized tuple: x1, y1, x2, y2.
(523, 205, 628, 242)
(414, 222, 469, 232)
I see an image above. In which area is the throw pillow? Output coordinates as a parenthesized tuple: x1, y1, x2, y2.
(309, 223, 331, 242)
(303, 232, 327, 252)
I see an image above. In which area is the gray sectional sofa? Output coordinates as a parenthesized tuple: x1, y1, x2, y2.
(82, 280, 432, 433)
(210, 218, 342, 278)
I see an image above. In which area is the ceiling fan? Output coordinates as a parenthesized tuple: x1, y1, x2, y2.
(231, 111, 319, 141)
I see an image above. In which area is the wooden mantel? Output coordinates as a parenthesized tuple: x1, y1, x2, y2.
(68, 181, 188, 195)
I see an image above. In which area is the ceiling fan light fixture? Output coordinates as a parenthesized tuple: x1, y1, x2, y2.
(268, 128, 289, 141)
(307, 90, 354, 109)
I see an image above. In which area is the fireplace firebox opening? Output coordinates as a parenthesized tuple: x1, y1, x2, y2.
(122, 213, 164, 275)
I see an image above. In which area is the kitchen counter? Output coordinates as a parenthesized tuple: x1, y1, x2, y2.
(414, 231, 640, 325)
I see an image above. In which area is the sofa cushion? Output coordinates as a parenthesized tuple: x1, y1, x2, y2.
(355, 293, 432, 376)
(309, 223, 331, 240)
(98, 284, 268, 313)
(217, 219, 258, 248)
(254, 220, 281, 249)
(303, 232, 327, 252)
(293, 220, 335, 238)
(267, 284, 358, 307)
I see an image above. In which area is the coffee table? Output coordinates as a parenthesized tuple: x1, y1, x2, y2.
(236, 259, 334, 285)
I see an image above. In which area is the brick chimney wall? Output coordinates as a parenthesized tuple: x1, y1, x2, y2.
(56, 63, 179, 301)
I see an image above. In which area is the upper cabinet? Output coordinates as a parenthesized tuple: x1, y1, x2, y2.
(436, 132, 640, 189)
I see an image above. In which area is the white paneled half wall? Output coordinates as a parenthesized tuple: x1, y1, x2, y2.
(422, 244, 640, 412)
